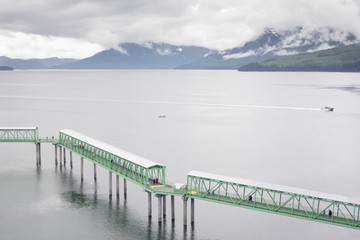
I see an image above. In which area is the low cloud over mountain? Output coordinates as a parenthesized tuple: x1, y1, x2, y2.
(177, 26, 359, 69)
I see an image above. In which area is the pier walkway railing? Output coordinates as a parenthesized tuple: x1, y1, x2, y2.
(59, 129, 166, 188)
(0, 127, 39, 142)
(186, 171, 360, 229)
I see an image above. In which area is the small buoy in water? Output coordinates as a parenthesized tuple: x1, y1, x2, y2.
(158, 115, 166, 118)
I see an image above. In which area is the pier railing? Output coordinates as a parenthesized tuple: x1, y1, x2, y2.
(58, 129, 166, 187)
(0, 127, 39, 142)
(186, 171, 360, 230)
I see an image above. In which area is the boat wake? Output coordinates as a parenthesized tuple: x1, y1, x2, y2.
(0, 95, 323, 111)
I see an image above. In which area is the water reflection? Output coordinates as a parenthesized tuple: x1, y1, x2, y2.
(326, 85, 360, 94)
(61, 191, 91, 208)
(54, 166, 197, 239)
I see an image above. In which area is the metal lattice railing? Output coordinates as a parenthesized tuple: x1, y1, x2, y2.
(186, 173, 360, 230)
(0, 127, 39, 142)
(58, 131, 166, 187)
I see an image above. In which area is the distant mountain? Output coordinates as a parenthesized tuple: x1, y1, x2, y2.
(2, 28, 358, 70)
(238, 44, 360, 72)
(0, 66, 13, 71)
(177, 27, 359, 69)
(0, 57, 77, 69)
(56, 43, 211, 69)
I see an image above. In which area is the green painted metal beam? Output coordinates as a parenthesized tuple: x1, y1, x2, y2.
(38, 137, 58, 143)
(58, 130, 166, 188)
(0, 127, 39, 142)
(186, 171, 360, 230)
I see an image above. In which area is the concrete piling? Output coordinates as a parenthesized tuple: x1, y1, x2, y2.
(59, 146, 63, 167)
(116, 175, 119, 199)
(38, 143, 41, 166)
(158, 195, 163, 223)
(70, 151, 73, 168)
(163, 195, 167, 217)
(191, 198, 195, 224)
(109, 171, 112, 197)
(63, 148, 66, 166)
(171, 195, 175, 221)
(124, 178, 127, 200)
(55, 145, 58, 166)
(80, 157, 84, 181)
(183, 197, 188, 226)
(148, 191, 152, 218)
(35, 143, 42, 166)
(35, 143, 39, 165)
(94, 163, 97, 181)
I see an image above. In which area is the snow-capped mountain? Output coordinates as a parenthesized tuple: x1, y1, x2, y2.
(177, 27, 359, 69)
(55, 42, 211, 69)
(3, 27, 358, 69)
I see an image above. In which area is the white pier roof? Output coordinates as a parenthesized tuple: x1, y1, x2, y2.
(188, 170, 360, 205)
(60, 129, 164, 169)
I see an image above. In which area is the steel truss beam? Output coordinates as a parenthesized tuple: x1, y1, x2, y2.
(186, 175, 360, 230)
(0, 128, 39, 142)
(59, 132, 165, 187)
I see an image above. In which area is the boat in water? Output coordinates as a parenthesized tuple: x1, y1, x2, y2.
(322, 106, 334, 112)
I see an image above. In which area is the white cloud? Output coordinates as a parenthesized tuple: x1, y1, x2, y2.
(0, 30, 104, 59)
(307, 43, 334, 53)
(156, 48, 172, 55)
(0, 0, 359, 58)
(274, 50, 300, 56)
(223, 51, 256, 59)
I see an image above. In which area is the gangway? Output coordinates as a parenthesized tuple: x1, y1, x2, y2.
(186, 170, 360, 230)
(58, 129, 166, 188)
(0, 127, 39, 142)
(0, 127, 52, 165)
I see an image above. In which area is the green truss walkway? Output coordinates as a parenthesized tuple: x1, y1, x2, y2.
(1, 127, 360, 230)
(0, 127, 39, 142)
(0, 127, 57, 143)
(186, 171, 360, 230)
(58, 129, 167, 189)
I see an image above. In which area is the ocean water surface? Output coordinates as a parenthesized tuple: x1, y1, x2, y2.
(0, 70, 360, 239)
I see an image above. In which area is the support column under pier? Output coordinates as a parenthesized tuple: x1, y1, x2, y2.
(63, 148, 66, 166)
(38, 143, 41, 166)
(183, 197, 188, 226)
(124, 179, 127, 200)
(191, 198, 195, 224)
(55, 145, 58, 166)
(94, 163, 97, 182)
(80, 157, 84, 181)
(35, 143, 39, 166)
(35, 143, 41, 166)
(70, 151, 73, 168)
(116, 175, 119, 199)
(171, 195, 175, 221)
(163, 196, 166, 218)
(109, 171, 112, 197)
(147, 191, 152, 218)
(59, 146, 63, 167)
(157, 195, 163, 223)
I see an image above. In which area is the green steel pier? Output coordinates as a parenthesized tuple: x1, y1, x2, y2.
(1, 127, 360, 229)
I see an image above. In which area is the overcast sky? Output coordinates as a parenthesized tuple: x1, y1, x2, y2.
(0, 0, 360, 59)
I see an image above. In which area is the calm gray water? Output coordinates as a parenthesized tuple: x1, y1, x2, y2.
(0, 70, 360, 239)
